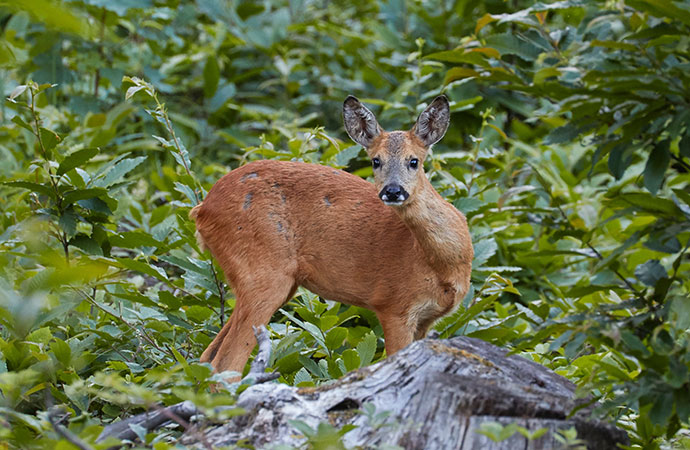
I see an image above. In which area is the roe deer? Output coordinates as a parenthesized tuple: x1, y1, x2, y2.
(190, 95, 473, 377)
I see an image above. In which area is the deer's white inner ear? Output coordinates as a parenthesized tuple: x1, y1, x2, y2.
(343, 96, 381, 148)
(413, 96, 450, 147)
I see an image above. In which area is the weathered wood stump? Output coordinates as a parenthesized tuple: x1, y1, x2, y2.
(184, 336, 627, 449)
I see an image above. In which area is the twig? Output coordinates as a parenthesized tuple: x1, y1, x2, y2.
(97, 401, 200, 444)
(73, 288, 171, 359)
(46, 391, 94, 450)
(245, 325, 279, 383)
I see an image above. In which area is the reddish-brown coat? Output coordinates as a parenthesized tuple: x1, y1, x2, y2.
(191, 96, 473, 378)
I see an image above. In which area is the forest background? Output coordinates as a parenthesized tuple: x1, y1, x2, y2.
(1, 0, 689, 448)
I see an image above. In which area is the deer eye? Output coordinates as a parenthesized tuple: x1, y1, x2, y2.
(409, 158, 419, 169)
(372, 157, 381, 169)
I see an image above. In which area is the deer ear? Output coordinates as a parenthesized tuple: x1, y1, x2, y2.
(412, 95, 450, 147)
(343, 95, 382, 148)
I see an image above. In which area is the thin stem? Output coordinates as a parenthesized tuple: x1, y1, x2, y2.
(74, 288, 172, 359)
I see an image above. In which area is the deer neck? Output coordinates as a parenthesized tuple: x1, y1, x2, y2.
(395, 176, 472, 279)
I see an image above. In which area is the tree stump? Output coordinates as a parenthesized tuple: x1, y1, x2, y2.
(183, 336, 628, 449)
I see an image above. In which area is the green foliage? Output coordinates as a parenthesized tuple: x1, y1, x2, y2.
(1, 0, 689, 448)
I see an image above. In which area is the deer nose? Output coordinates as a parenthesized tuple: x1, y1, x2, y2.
(379, 184, 408, 203)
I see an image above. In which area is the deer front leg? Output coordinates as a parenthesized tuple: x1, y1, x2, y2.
(377, 312, 415, 356)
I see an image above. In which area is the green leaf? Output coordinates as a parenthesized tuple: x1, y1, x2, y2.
(203, 56, 220, 98)
(649, 392, 674, 427)
(472, 238, 497, 267)
(443, 67, 480, 85)
(544, 124, 580, 145)
(58, 210, 78, 239)
(39, 127, 60, 152)
(620, 330, 649, 357)
(634, 260, 667, 287)
(109, 231, 164, 249)
(57, 148, 99, 175)
(113, 257, 168, 281)
(62, 188, 108, 205)
(679, 132, 690, 159)
(209, 82, 236, 112)
(341, 349, 361, 372)
(11, 115, 33, 132)
(485, 32, 543, 61)
(356, 331, 377, 366)
(293, 367, 313, 386)
(3, 181, 55, 199)
(675, 389, 690, 423)
(644, 140, 670, 195)
(50, 338, 72, 366)
(325, 327, 348, 351)
(95, 155, 147, 187)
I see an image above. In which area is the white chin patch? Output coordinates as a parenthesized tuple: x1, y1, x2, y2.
(383, 200, 404, 206)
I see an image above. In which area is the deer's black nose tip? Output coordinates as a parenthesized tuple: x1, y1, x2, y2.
(379, 184, 408, 204)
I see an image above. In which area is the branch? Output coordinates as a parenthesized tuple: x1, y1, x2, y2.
(97, 401, 198, 443)
(46, 391, 94, 450)
(245, 325, 280, 383)
(97, 326, 278, 443)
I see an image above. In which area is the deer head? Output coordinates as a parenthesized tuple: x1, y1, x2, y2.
(343, 95, 450, 206)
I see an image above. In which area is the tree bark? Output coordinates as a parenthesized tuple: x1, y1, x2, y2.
(183, 336, 628, 449)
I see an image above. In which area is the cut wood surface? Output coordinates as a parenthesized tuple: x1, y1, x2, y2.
(183, 336, 628, 449)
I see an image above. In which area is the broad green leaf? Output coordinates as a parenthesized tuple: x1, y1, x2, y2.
(50, 338, 71, 366)
(644, 140, 670, 194)
(325, 327, 348, 351)
(57, 148, 99, 175)
(3, 181, 55, 199)
(62, 188, 108, 205)
(203, 57, 220, 98)
(39, 127, 60, 152)
(341, 349, 361, 372)
(634, 260, 667, 287)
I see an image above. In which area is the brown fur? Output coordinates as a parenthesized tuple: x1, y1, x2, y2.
(192, 97, 473, 378)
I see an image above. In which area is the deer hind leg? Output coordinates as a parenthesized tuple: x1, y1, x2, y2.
(201, 273, 297, 378)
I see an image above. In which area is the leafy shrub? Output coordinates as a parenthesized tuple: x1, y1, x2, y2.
(0, 0, 688, 448)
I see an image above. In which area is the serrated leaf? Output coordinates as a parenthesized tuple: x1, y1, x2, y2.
(293, 367, 313, 386)
(174, 182, 199, 205)
(114, 258, 168, 281)
(96, 155, 147, 187)
(472, 238, 497, 266)
(57, 148, 99, 175)
(356, 331, 377, 366)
